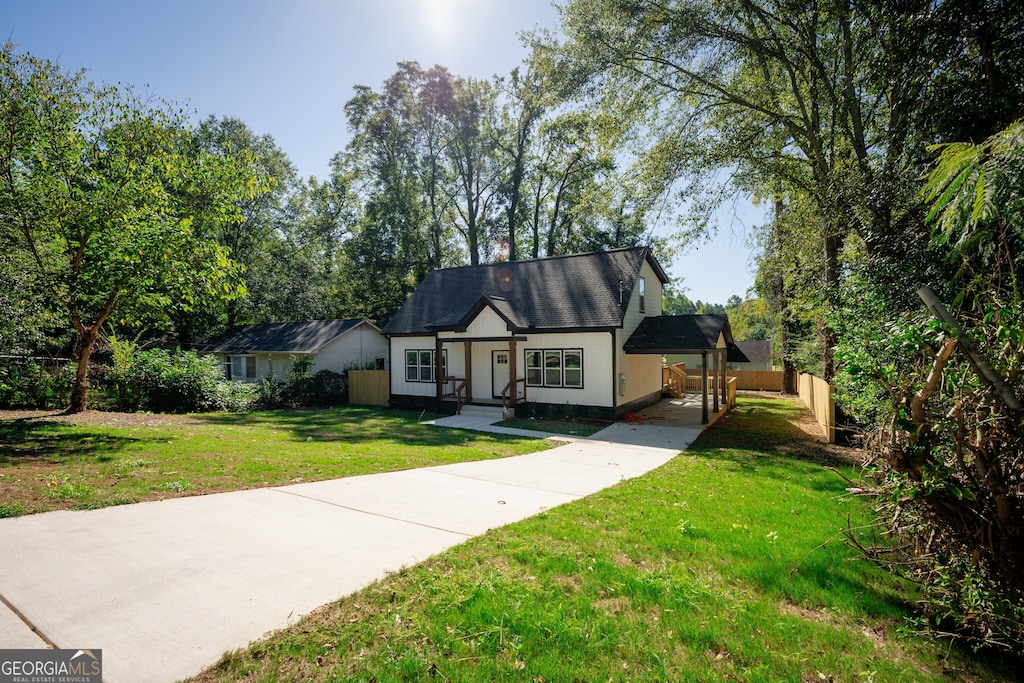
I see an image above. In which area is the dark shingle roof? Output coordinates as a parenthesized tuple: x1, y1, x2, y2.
(728, 340, 773, 364)
(201, 319, 371, 354)
(623, 314, 733, 353)
(382, 247, 668, 335)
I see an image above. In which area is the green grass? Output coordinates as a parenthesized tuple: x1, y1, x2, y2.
(0, 407, 552, 516)
(189, 396, 1019, 682)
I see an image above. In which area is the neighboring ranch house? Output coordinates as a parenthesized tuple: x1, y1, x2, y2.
(202, 319, 388, 381)
(666, 339, 773, 371)
(383, 247, 686, 420)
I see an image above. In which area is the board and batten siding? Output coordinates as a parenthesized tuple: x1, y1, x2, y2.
(518, 331, 615, 407)
(391, 336, 436, 398)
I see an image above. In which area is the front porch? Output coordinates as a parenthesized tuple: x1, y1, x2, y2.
(435, 335, 527, 414)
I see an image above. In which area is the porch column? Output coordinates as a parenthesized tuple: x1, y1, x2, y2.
(701, 350, 709, 424)
(712, 348, 720, 413)
(464, 341, 473, 402)
(508, 338, 518, 405)
(435, 337, 443, 401)
(720, 349, 727, 407)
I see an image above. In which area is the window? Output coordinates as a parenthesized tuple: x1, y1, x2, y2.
(405, 349, 446, 382)
(231, 355, 257, 380)
(525, 349, 583, 389)
(564, 350, 583, 388)
(639, 276, 646, 313)
(526, 351, 543, 386)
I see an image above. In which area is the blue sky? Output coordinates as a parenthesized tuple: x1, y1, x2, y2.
(4, 0, 763, 304)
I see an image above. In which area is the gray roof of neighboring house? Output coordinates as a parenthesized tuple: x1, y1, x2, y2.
(382, 247, 669, 336)
(200, 319, 375, 354)
(727, 340, 773, 364)
(623, 314, 734, 353)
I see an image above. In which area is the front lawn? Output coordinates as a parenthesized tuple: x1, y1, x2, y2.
(0, 407, 553, 517)
(189, 396, 1019, 682)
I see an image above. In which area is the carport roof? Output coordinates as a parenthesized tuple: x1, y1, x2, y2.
(623, 314, 733, 354)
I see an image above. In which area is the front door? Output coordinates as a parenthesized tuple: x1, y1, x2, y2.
(492, 350, 510, 399)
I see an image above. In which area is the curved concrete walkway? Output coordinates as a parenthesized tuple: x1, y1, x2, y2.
(0, 411, 703, 683)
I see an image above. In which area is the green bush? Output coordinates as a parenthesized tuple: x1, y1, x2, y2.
(0, 359, 73, 409)
(253, 357, 348, 409)
(112, 349, 228, 413)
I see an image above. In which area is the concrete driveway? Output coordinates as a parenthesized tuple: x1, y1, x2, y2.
(0, 412, 703, 683)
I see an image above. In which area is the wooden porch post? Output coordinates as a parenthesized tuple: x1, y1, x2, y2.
(720, 349, 727, 407)
(464, 341, 473, 402)
(508, 338, 518, 406)
(701, 350, 709, 424)
(435, 337, 443, 402)
(712, 348, 720, 413)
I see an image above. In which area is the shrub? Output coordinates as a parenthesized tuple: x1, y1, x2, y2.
(252, 357, 348, 409)
(114, 349, 227, 413)
(0, 359, 73, 409)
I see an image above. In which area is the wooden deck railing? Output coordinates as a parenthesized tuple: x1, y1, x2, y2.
(662, 363, 687, 397)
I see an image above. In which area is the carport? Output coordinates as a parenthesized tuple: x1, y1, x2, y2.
(624, 314, 735, 424)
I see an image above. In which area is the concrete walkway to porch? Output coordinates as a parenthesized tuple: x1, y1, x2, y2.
(423, 393, 729, 440)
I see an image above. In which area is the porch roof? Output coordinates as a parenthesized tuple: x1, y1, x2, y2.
(623, 314, 733, 354)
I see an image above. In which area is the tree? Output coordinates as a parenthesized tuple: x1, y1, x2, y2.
(547, 0, 1024, 381)
(0, 45, 265, 412)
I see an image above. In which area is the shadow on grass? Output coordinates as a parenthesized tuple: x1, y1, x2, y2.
(0, 419, 147, 464)
(192, 406, 532, 448)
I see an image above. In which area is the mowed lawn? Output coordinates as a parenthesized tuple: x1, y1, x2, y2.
(189, 396, 1020, 683)
(0, 407, 553, 517)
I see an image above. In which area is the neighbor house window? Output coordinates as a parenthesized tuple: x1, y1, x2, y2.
(639, 276, 646, 313)
(230, 355, 257, 380)
(526, 349, 583, 389)
(405, 349, 446, 382)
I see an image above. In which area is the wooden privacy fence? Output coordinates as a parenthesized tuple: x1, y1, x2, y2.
(727, 370, 783, 391)
(798, 372, 835, 443)
(348, 369, 389, 406)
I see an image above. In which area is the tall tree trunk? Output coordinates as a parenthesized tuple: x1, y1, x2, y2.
(69, 325, 100, 413)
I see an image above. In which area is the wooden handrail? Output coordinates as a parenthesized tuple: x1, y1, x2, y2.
(440, 376, 467, 414)
(501, 377, 526, 409)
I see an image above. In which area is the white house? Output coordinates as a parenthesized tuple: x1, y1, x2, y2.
(201, 319, 388, 381)
(381, 247, 675, 420)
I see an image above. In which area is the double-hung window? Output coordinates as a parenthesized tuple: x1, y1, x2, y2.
(230, 355, 257, 380)
(406, 349, 446, 382)
(526, 349, 583, 389)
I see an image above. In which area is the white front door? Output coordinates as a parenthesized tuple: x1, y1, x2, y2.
(492, 350, 510, 399)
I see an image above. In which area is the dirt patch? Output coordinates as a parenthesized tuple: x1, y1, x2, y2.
(0, 409, 205, 428)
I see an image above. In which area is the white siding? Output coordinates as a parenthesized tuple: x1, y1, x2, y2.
(390, 336, 446, 398)
(518, 331, 615, 408)
(622, 259, 664, 338)
(464, 306, 510, 337)
(313, 323, 388, 373)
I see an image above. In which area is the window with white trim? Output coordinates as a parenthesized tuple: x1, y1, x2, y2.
(230, 355, 257, 380)
(639, 276, 646, 313)
(405, 349, 446, 382)
(526, 349, 583, 389)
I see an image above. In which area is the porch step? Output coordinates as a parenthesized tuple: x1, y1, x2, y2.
(458, 404, 506, 420)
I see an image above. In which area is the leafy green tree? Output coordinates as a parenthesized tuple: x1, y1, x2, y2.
(547, 0, 1024, 380)
(0, 45, 265, 412)
(661, 280, 697, 315)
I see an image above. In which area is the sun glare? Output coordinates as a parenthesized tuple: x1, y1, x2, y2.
(415, 0, 463, 46)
